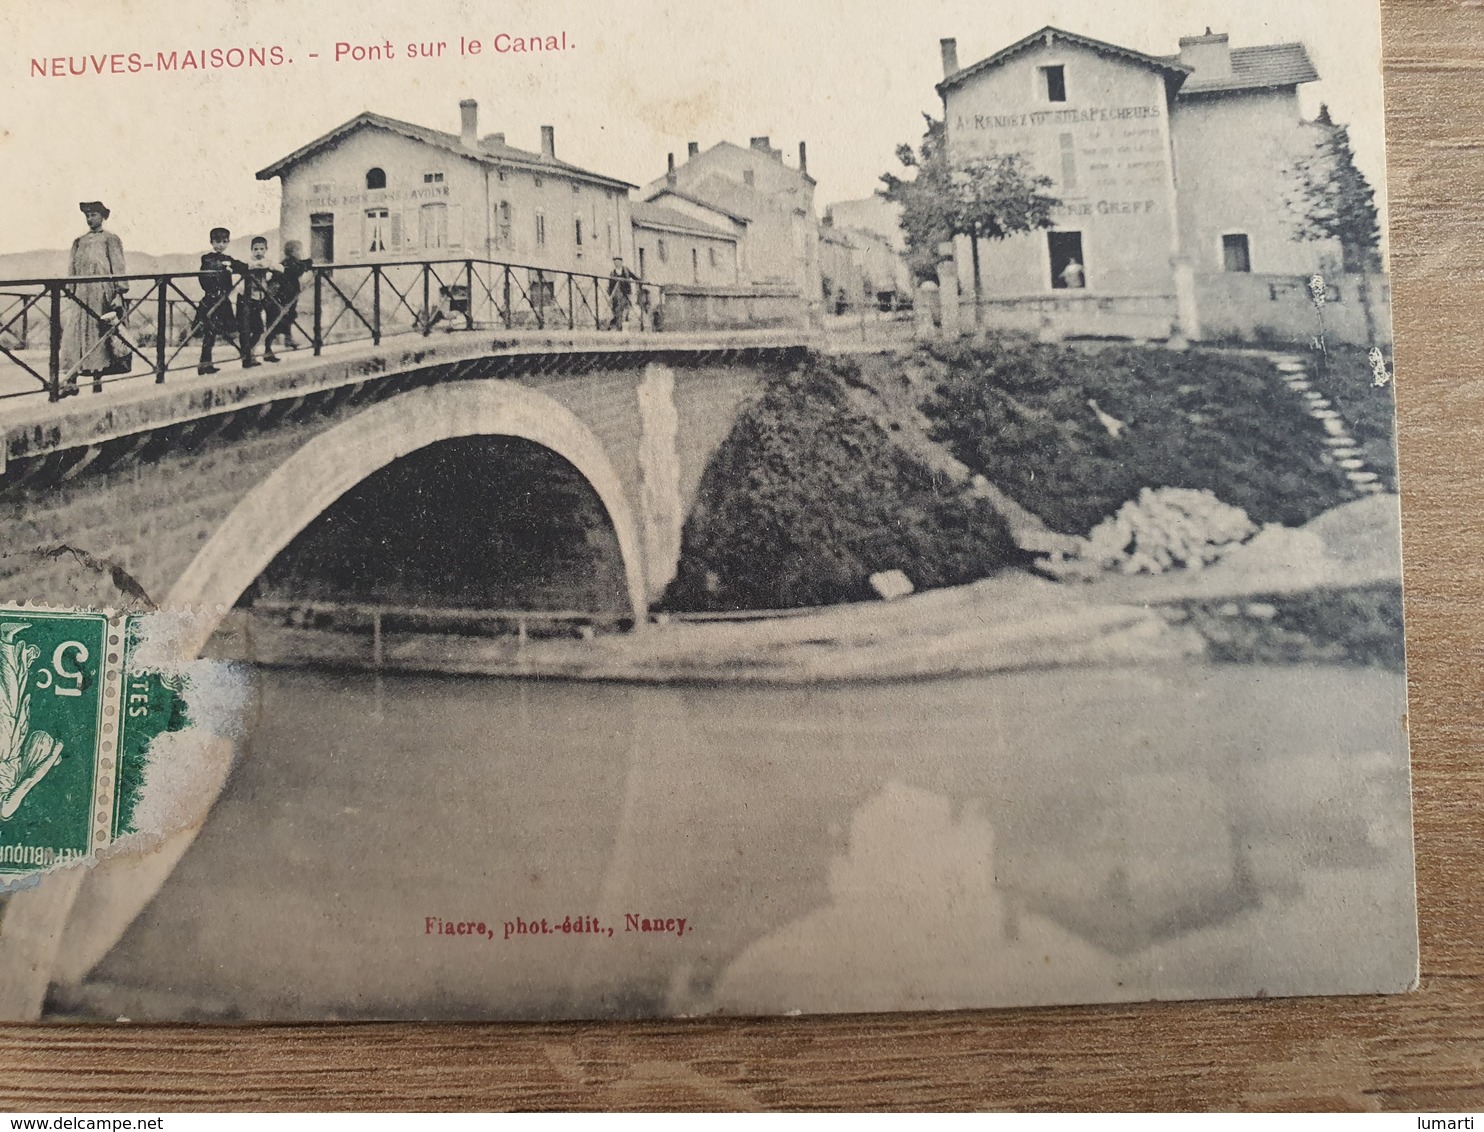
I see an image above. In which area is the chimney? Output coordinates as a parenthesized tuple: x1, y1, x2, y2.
(798, 141, 808, 176)
(540, 125, 555, 158)
(666, 152, 677, 187)
(940, 38, 959, 79)
(687, 141, 699, 158)
(481, 131, 506, 148)
(750, 135, 771, 153)
(1178, 28, 1231, 78)
(459, 99, 478, 148)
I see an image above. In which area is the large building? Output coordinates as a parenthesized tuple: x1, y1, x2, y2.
(257, 101, 636, 278)
(936, 26, 1388, 343)
(642, 138, 821, 309)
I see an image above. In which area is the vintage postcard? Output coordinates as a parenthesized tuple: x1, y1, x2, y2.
(0, 0, 1414, 1021)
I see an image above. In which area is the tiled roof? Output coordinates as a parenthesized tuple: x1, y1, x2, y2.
(256, 112, 636, 190)
(631, 202, 739, 240)
(1170, 43, 1319, 95)
(643, 188, 752, 226)
(644, 176, 784, 223)
(939, 26, 1190, 94)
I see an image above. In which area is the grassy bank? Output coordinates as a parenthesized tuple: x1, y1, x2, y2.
(661, 358, 1025, 612)
(665, 336, 1400, 621)
(921, 337, 1362, 535)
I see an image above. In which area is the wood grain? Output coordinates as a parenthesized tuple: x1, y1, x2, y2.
(3, 0, 1483, 1110)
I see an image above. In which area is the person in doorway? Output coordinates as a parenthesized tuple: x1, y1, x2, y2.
(195, 227, 250, 374)
(264, 239, 311, 354)
(1059, 257, 1086, 289)
(607, 256, 639, 330)
(60, 201, 129, 396)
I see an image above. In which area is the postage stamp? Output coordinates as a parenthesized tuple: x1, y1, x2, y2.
(0, 607, 187, 881)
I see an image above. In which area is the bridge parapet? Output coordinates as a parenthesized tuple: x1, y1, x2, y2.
(0, 255, 811, 406)
(0, 326, 815, 480)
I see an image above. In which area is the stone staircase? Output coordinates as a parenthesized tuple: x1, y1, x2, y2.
(1271, 353, 1387, 496)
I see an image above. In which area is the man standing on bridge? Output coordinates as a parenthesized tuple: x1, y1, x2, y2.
(607, 256, 639, 331)
(61, 202, 129, 396)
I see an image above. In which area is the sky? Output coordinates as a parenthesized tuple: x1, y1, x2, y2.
(0, 0, 1390, 256)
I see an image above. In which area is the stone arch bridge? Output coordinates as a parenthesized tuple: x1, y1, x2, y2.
(0, 329, 813, 643)
(0, 328, 816, 1017)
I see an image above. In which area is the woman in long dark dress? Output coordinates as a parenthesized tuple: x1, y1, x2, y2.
(60, 201, 128, 395)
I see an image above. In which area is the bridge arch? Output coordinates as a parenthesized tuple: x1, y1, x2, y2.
(167, 379, 648, 656)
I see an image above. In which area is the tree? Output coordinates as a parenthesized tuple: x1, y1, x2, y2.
(879, 114, 1060, 287)
(1288, 104, 1382, 273)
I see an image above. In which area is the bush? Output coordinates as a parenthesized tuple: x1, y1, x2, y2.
(661, 358, 1025, 611)
(922, 336, 1359, 535)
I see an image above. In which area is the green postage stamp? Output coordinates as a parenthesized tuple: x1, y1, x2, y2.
(0, 607, 187, 882)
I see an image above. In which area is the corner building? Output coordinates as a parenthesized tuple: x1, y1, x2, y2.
(257, 100, 635, 278)
(938, 27, 1387, 343)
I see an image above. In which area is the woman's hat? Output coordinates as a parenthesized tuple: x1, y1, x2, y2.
(78, 201, 110, 219)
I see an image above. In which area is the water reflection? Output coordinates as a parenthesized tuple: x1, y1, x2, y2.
(80, 661, 1415, 1020)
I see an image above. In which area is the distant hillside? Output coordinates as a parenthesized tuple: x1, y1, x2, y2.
(0, 229, 279, 280)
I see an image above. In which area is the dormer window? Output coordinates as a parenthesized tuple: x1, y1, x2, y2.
(1041, 65, 1067, 103)
(366, 167, 387, 190)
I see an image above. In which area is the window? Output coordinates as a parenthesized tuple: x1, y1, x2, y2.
(1222, 233, 1251, 273)
(311, 182, 333, 196)
(638, 247, 646, 277)
(423, 171, 444, 184)
(1041, 65, 1067, 103)
(692, 247, 700, 282)
(535, 211, 546, 246)
(419, 203, 447, 249)
(571, 183, 581, 195)
(497, 168, 507, 182)
(498, 201, 512, 247)
(575, 218, 584, 247)
(708, 246, 719, 268)
(533, 175, 544, 188)
(365, 167, 386, 190)
(1048, 231, 1085, 289)
(1059, 133, 1078, 191)
(365, 208, 391, 252)
(742, 169, 755, 187)
(657, 237, 668, 263)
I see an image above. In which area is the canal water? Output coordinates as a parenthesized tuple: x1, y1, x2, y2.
(85, 659, 1416, 1019)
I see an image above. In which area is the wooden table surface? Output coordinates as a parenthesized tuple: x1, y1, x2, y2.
(4, 0, 1483, 1111)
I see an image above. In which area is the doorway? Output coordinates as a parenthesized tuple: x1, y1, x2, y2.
(310, 213, 335, 264)
(1048, 231, 1085, 289)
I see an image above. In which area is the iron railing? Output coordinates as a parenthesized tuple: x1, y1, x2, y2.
(0, 256, 650, 403)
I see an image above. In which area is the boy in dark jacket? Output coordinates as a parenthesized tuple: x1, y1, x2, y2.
(195, 227, 251, 374)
